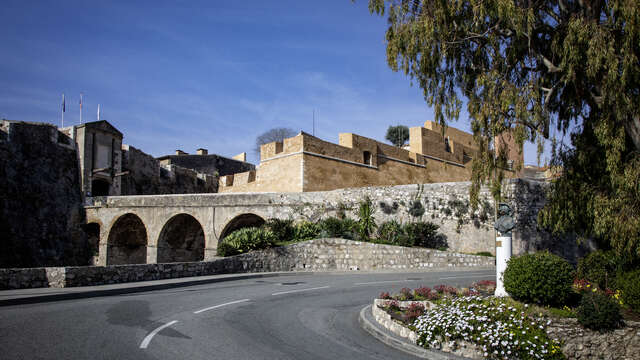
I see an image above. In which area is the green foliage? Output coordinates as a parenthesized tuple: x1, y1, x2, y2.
(404, 222, 447, 249)
(407, 200, 425, 217)
(263, 218, 295, 243)
(367, 0, 640, 264)
(357, 196, 376, 240)
(577, 292, 623, 332)
(293, 221, 321, 241)
(385, 125, 409, 147)
(503, 252, 575, 307)
(217, 227, 277, 257)
(377, 220, 413, 247)
(576, 250, 618, 289)
(318, 217, 356, 239)
(618, 269, 640, 313)
(379, 201, 399, 215)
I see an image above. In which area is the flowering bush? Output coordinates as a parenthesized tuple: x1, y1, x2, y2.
(414, 296, 565, 359)
(473, 280, 497, 294)
(576, 291, 623, 331)
(396, 287, 414, 300)
(405, 302, 426, 323)
(379, 291, 392, 300)
(434, 284, 458, 296)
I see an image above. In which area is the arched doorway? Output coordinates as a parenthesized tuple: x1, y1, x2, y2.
(157, 214, 205, 263)
(220, 213, 266, 239)
(107, 213, 147, 265)
(92, 178, 110, 196)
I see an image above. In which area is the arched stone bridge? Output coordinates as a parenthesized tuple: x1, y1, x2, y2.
(85, 192, 325, 266)
(84, 182, 502, 266)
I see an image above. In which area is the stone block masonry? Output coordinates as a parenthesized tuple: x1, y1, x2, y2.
(0, 239, 494, 289)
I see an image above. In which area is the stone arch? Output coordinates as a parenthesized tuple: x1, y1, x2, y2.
(220, 213, 266, 240)
(107, 213, 148, 265)
(157, 214, 205, 263)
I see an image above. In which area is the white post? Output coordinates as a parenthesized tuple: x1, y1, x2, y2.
(495, 233, 512, 297)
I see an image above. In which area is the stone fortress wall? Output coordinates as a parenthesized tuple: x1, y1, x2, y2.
(0, 121, 88, 268)
(219, 121, 524, 193)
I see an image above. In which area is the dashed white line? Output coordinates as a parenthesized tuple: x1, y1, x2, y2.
(439, 275, 494, 280)
(140, 320, 179, 349)
(354, 280, 412, 286)
(271, 286, 330, 296)
(193, 298, 250, 314)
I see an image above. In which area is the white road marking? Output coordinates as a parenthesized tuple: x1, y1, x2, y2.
(439, 275, 494, 280)
(271, 286, 330, 296)
(193, 298, 250, 314)
(139, 320, 179, 349)
(354, 280, 412, 285)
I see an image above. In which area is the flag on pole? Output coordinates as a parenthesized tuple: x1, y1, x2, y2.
(61, 94, 65, 127)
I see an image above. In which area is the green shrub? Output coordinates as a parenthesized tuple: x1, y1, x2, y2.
(294, 221, 321, 241)
(618, 269, 640, 312)
(318, 217, 356, 239)
(407, 200, 425, 217)
(503, 252, 574, 306)
(377, 220, 413, 247)
(576, 250, 618, 289)
(404, 222, 447, 249)
(218, 227, 277, 256)
(216, 241, 240, 257)
(263, 218, 295, 243)
(356, 196, 376, 240)
(577, 292, 623, 331)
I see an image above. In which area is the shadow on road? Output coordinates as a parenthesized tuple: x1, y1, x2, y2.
(106, 300, 191, 340)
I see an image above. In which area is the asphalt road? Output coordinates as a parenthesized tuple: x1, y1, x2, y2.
(0, 270, 494, 360)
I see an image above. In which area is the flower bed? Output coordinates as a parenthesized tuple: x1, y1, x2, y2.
(372, 282, 640, 359)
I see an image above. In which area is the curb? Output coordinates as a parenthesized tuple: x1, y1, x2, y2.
(0, 272, 297, 306)
(358, 305, 468, 360)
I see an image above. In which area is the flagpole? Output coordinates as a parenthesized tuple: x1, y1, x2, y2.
(79, 93, 83, 124)
(61, 94, 65, 127)
(97, 104, 100, 121)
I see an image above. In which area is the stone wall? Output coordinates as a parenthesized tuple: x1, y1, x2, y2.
(0, 239, 494, 289)
(0, 120, 89, 268)
(546, 318, 640, 359)
(120, 145, 218, 195)
(157, 153, 254, 176)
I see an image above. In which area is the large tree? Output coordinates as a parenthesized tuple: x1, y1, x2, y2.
(254, 127, 297, 155)
(366, 0, 640, 261)
(386, 125, 410, 146)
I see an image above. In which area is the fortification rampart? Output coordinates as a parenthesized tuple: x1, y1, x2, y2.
(220, 121, 521, 193)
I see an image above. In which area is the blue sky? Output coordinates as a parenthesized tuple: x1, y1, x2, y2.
(1, 0, 546, 165)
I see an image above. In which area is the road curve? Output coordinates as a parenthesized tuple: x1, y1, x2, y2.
(0, 270, 494, 360)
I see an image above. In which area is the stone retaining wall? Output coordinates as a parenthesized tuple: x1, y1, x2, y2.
(546, 318, 640, 359)
(0, 239, 494, 289)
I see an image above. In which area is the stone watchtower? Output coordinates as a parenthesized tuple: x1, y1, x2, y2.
(62, 120, 123, 196)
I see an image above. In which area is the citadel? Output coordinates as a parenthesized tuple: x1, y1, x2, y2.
(1, 117, 559, 271)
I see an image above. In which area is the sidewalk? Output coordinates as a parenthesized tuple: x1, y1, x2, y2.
(0, 272, 294, 306)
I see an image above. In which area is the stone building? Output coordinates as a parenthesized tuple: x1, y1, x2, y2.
(219, 121, 523, 193)
(60, 120, 124, 196)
